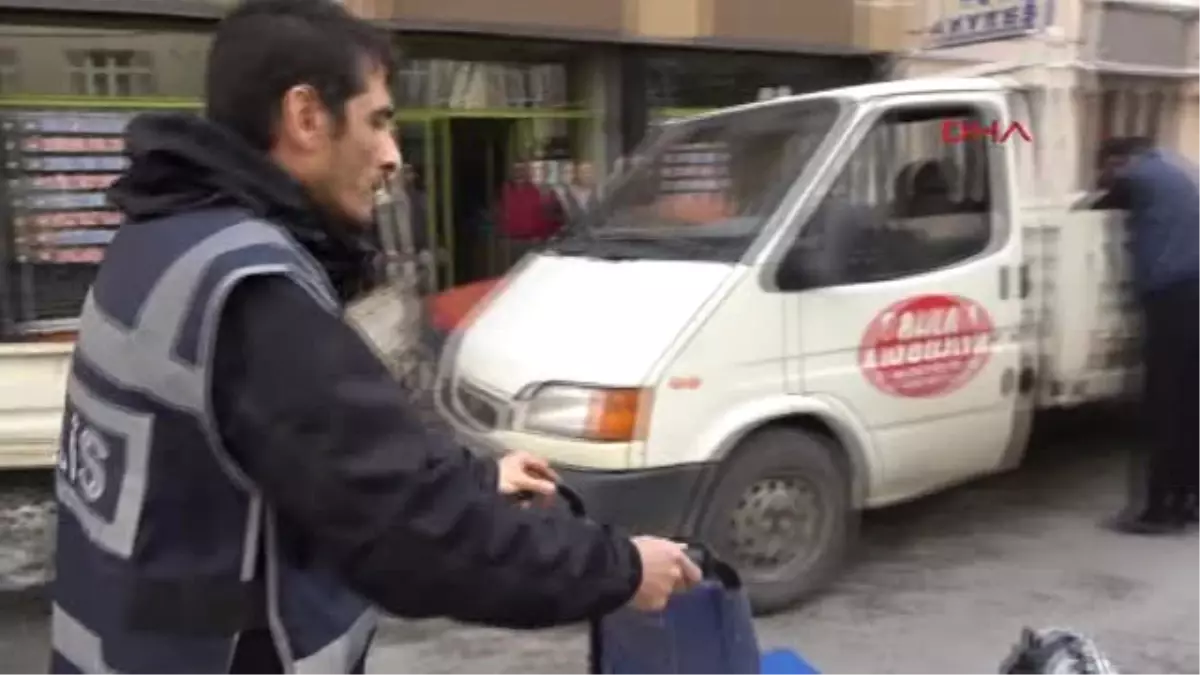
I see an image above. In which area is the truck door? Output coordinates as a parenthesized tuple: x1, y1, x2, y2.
(778, 92, 1024, 501)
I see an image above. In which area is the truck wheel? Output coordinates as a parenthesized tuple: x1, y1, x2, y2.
(698, 426, 856, 615)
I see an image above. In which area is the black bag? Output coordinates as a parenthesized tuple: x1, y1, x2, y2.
(998, 627, 1118, 674)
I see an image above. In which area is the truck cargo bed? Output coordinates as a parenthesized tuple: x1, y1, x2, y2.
(1025, 208, 1140, 408)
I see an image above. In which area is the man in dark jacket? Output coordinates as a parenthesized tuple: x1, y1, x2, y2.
(50, 1, 699, 672)
(1098, 137, 1199, 534)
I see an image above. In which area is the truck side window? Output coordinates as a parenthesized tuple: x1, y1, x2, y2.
(791, 106, 993, 286)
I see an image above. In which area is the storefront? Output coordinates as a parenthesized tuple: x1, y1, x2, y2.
(388, 36, 601, 288)
(0, 1, 893, 342)
(0, 20, 587, 335)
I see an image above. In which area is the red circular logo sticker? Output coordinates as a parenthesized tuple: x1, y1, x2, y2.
(859, 294, 995, 398)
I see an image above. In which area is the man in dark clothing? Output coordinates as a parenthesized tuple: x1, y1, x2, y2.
(50, 2, 699, 672)
(1098, 137, 1199, 535)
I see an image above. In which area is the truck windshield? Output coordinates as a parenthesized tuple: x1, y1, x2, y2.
(551, 97, 845, 263)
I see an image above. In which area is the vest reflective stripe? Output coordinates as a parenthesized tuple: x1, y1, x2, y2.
(62, 219, 334, 564)
(53, 213, 375, 674)
(52, 605, 112, 674)
(263, 509, 378, 673)
(294, 611, 377, 674)
(75, 220, 336, 417)
(55, 375, 153, 560)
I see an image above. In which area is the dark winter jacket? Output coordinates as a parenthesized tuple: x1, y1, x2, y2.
(1111, 149, 1199, 295)
(107, 112, 642, 628)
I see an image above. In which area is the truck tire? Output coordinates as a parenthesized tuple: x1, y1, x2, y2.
(697, 425, 857, 615)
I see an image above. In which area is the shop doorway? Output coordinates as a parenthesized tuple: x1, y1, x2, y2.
(447, 118, 516, 286)
(396, 111, 594, 291)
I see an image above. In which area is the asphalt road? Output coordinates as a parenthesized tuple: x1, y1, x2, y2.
(1, 413, 1196, 674)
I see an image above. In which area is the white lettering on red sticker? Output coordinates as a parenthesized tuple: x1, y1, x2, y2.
(859, 294, 995, 398)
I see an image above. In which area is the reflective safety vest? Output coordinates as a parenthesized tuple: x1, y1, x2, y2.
(50, 208, 377, 674)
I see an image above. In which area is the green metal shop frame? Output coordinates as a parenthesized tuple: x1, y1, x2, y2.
(0, 96, 204, 111)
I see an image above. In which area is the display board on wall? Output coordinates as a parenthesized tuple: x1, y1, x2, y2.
(658, 141, 730, 196)
(0, 109, 136, 336)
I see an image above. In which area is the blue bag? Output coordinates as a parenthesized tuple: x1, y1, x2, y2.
(546, 487, 761, 674)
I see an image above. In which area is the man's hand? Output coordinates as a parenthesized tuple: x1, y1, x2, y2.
(628, 536, 704, 612)
(497, 451, 559, 498)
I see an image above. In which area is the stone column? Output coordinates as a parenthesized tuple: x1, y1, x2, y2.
(1175, 79, 1199, 163)
(572, 46, 624, 173)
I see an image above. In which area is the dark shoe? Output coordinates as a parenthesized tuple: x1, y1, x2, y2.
(1104, 511, 1187, 535)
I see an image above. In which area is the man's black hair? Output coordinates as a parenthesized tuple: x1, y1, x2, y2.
(1098, 136, 1153, 163)
(205, 0, 397, 151)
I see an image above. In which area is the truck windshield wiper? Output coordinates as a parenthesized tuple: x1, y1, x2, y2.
(547, 235, 680, 261)
(548, 230, 719, 261)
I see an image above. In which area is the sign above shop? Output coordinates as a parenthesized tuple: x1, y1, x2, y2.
(928, 0, 1052, 48)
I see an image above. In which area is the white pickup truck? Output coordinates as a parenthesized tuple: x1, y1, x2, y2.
(435, 77, 1138, 614)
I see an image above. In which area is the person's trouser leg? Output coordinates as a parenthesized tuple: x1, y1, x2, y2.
(1167, 279, 1199, 519)
(1119, 280, 1196, 532)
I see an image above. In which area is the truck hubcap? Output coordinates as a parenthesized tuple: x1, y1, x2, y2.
(727, 477, 821, 576)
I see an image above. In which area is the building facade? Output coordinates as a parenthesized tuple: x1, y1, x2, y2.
(0, 0, 909, 338)
(893, 0, 1198, 195)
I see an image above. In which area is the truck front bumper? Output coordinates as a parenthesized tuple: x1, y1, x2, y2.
(555, 463, 718, 538)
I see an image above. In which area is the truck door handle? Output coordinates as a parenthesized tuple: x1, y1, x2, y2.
(998, 266, 1010, 300)
(1019, 263, 1031, 298)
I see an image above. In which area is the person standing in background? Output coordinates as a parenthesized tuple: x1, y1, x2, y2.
(550, 160, 595, 226)
(499, 160, 559, 266)
(570, 160, 599, 218)
(1097, 136, 1199, 535)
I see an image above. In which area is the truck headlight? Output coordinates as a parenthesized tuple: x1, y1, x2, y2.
(521, 384, 651, 442)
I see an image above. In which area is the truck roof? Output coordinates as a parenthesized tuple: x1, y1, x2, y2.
(673, 77, 1011, 123)
(828, 76, 1010, 101)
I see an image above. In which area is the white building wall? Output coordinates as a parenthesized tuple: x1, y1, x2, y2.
(894, 0, 1199, 189)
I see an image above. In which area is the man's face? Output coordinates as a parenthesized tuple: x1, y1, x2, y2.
(512, 162, 529, 183)
(274, 62, 399, 228)
(1098, 153, 1128, 190)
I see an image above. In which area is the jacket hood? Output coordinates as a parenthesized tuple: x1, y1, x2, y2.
(108, 112, 379, 301)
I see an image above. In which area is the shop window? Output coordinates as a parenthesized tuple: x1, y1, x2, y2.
(66, 50, 156, 97)
(397, 58, 572, 109)
(0, 49, 19, 94)
(787, 107, 994, 287)
(397, 59, 432, 107)
(644, 50, 876, 109)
